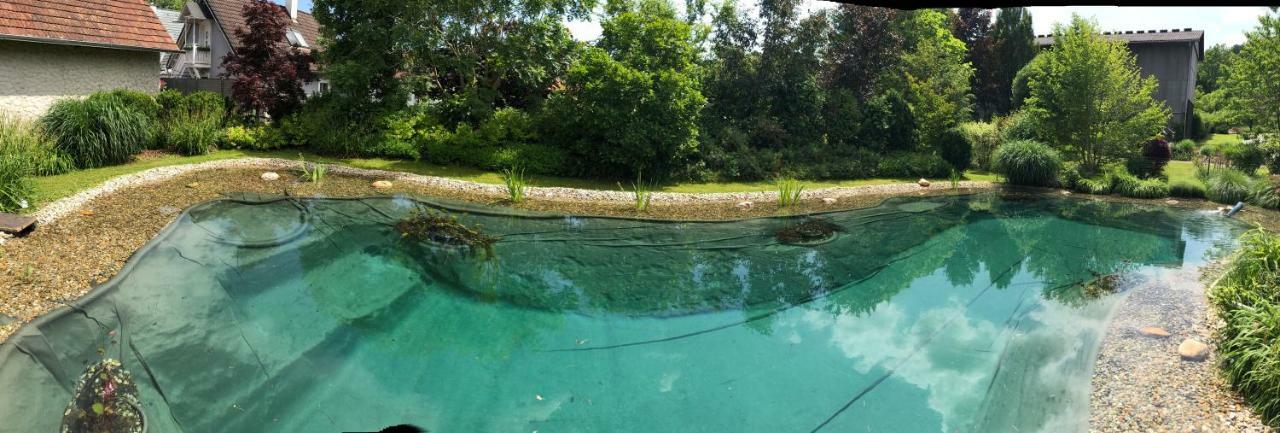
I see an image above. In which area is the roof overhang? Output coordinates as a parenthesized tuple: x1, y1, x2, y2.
(0, 34, 181, 53)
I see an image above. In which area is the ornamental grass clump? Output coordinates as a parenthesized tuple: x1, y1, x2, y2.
(396, 208, 500, 259)
(619, 172, 653, 212)
(1211, 228, 1280, 425)
(992, 140, 1062, 187)
(1250, 178, 1280, 210)
(1168, 180, 1207, 198)
(1207, 169, 1252, 204)
(43, 96, 154, 168)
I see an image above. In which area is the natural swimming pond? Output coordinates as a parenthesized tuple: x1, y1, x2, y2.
(0, 193, 1244, 433)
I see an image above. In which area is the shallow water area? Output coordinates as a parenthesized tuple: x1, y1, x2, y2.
(0, 193, 1244, 433)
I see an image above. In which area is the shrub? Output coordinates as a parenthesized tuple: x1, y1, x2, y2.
(88, 89, 159, 121)
(43, 96, 153, 168)
(1261, 140, 1280, 174)
(1225, 141, 1266, 174)
(163, 114, 221, 156)
(875, 152, 952, 179)
(959, 121, 1001, 170)
(1206, 169, 1252, 203)
(1168, 180, 1206, 198)
(1121, 178, 1170, 199)
(1106, 164, 1142, 195)
(1000, 110, 1039, 142)
(222, 125, 286, 150)
(1059, 162, 1082, 190)
(1127, 138, 1171, 178)
(992, 139, 1062, 187)
(1073, 177, 1112, 195)
(1173, 139, 1197, 160)
(935, 127, 973, 170)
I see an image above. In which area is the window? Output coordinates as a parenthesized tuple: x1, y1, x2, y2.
(286, 29, 308, 48)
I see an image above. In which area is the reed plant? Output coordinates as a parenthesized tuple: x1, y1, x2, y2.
(776, 177, 804, 208)
(502, 167, 527, 203)
(298, 154, 327, 183)
(620, 172, 653, 212)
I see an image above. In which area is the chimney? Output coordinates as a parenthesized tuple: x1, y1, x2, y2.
(287, 0, 298, 22)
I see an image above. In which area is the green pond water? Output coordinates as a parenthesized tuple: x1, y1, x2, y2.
(0, 193, 1243, 433)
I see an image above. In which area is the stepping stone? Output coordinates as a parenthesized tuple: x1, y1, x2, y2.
(1178, 339, 1210, 361)
(0, 213, 36, 235)
(1138, 327, 1171, 338)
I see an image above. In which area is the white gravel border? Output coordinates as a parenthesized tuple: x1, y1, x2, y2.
(32, 157, 999, 224)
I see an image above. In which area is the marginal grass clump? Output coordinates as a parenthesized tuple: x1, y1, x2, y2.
(992, 139, 1062, 187)
(776, 177, 804, 208)
(1211, 228, 1280, 425)
(43, 96, 154, 168)
(620, 172, 653, 212)
(297, 154, 327, 183)
(1250, 178, 1280, 210)
(1168, 180, 1207, 198)
(397, 208, 500, 259)
(1207, 169, 1252, 204)
(502, 167, 527, 203)
(162, 114, 221, 156)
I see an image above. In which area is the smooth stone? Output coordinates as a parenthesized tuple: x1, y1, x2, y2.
(918, 178, 931, 187)
(260, 171, 280, 181)
(1178, 339, 1210, 361)
(736, 201, 753, 210)
(372, 180, 394, 189)
(821, 197, 837, 205)
(1061, 190, 1072, 195)
(186, 182, 200, 188)
(1166, 199, 1179, 205)
(1138, 327, 1171, 338)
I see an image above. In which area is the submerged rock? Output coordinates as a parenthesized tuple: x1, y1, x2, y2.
(1138, 327, 1171, 338)
(1178, 339, 1210, 361)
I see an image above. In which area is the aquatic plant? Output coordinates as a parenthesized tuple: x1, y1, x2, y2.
(619, 172, 653, 212)
(60, 358, 144, 433)
(775, 218, 841, 245)
(396, 208, 500, 258)
(776, 177, 804, 208)
(502, 167, 527, 203)
(949, 169, 962, 189)
(298, 154, 327, 183)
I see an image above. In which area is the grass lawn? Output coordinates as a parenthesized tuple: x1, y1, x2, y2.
(28, 149, 999, 210)
(1164, 160, 1200, 185)
(1202, 133, 1243, 148)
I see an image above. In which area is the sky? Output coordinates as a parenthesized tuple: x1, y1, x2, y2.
(276, 1, 1270, 48)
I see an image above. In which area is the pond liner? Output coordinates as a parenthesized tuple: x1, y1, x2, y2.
(0, 192, 1251, 433)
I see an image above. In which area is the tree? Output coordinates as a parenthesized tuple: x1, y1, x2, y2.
(824, 5, 902, 101)
(1026, 16, 1169, 170)
(1197, 44, 1236, 93)
(895, 9, 974, 150)
(312, 0, 421, 114)
(1225, 13, 1280, 131)
(542, 0, 704, 180)
(221, 0, 314, 120)
(755, 0, 827, 149)
(951, 8, 999, 119)
(989, 7, 1036, 116)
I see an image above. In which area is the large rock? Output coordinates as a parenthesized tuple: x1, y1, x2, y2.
(1178, 339, 1210, 361)
(918, 178, 931, 188)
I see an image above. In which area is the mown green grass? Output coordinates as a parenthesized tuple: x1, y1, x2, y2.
(27, 149, 999, 210)
(1203, 133, 1244, 148)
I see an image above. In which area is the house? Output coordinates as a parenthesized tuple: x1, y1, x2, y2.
(152, 6, 186, 74)
(0, 0, 179, 118)
(1036, 29, 1205, 139)
(166, 0, 327, 96)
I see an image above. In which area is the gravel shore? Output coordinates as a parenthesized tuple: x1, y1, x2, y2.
(2, 157, 1275, 431)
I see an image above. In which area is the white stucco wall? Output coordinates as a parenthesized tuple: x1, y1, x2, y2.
(0, 40, 161, 118)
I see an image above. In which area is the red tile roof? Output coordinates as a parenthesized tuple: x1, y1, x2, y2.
(206, 0, 321, 52)
(0, 0, 180, 52)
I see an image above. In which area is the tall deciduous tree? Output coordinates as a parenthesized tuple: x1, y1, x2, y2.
(756, 0, 827, 149)
(221, 0, 314, 120)
(823, 5, 902, 100)
(990, 7, 1036, 116)
(895, 9, 974, 149)
(1026, 16, 1169, 170)
(311, 0, 413, 112)
(1197, 44, 1236, 93)
(1225, 13, 1280, 131)
(951, 8, 998, 119)
(543, 0, 704, 180)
